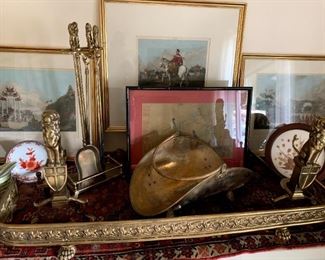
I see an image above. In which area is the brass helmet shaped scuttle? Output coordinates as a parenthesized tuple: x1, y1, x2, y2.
(129, 134, 226, 216)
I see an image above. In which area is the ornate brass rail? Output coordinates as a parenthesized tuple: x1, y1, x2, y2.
(1, 205, 325, 246)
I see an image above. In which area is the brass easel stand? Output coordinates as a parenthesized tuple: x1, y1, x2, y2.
(34, 111, 86, 208)
(274, 117, 325, 202)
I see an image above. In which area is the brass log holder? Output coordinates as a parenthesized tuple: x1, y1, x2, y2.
(275, 116, 325, 202)
(67, 22, 122, 197)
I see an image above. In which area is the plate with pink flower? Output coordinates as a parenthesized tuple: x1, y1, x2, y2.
(6, 141, 48, 183)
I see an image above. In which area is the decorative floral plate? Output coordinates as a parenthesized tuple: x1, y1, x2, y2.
(6, 141, 48, 183)
(265, 123, 325, 179)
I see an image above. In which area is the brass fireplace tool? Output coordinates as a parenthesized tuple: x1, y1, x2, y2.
(34, 110, 85, 207)
(275, 116, 325, 202)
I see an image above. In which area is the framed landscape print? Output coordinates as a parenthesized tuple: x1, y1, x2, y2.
(0, 47, 82, 158)
(127, 87, 252, 169)
(100, 0, 246, 130)
(239, 53, 325, 155)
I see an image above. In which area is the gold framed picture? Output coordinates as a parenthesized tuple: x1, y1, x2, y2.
(239, 53, 325, 156)
(100, 0, 246, 131)
(0, 47, 82, 159)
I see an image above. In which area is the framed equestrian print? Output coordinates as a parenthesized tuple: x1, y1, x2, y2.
(126, 87, 252, 170)
(138, 39, 209, 88)
(0, 47, 82, 159)
(100, 0, 246, 131)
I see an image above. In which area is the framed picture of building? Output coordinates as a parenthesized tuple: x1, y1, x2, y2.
(0, 47, 82, 158)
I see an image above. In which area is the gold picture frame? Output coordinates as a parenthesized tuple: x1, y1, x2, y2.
(239, 53, 325, 156)
(100, 0, 247, 131)
(0, 46, 83, 159)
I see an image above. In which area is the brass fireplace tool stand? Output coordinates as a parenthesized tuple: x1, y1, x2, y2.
(67, 22, 122, 197)
(34, 110, 85, 207)
(274, 116, 325, 202)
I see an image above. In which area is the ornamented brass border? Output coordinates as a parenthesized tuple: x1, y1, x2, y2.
(100, 0, 247, 132)
(1, 205, 325, 246)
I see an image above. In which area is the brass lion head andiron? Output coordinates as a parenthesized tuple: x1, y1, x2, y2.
(34, 110, 85, 207)
(275, 117, 325, 202)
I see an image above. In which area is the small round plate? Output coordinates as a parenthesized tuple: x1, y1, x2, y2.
(265, 123, 325, 179)
(6, 141, 48, 183)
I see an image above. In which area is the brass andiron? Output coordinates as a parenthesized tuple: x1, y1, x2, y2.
(276, 117, 325, 201)
(34, 110, 85, 207)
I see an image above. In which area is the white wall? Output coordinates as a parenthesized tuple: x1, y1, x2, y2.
(241, 0, 325, 54)
(1, 0, 324, 52)
(0, 0, 98, 47)
(0, 0, 324, 258)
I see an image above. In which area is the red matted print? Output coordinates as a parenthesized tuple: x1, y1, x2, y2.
(127, 87, 252, 169)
